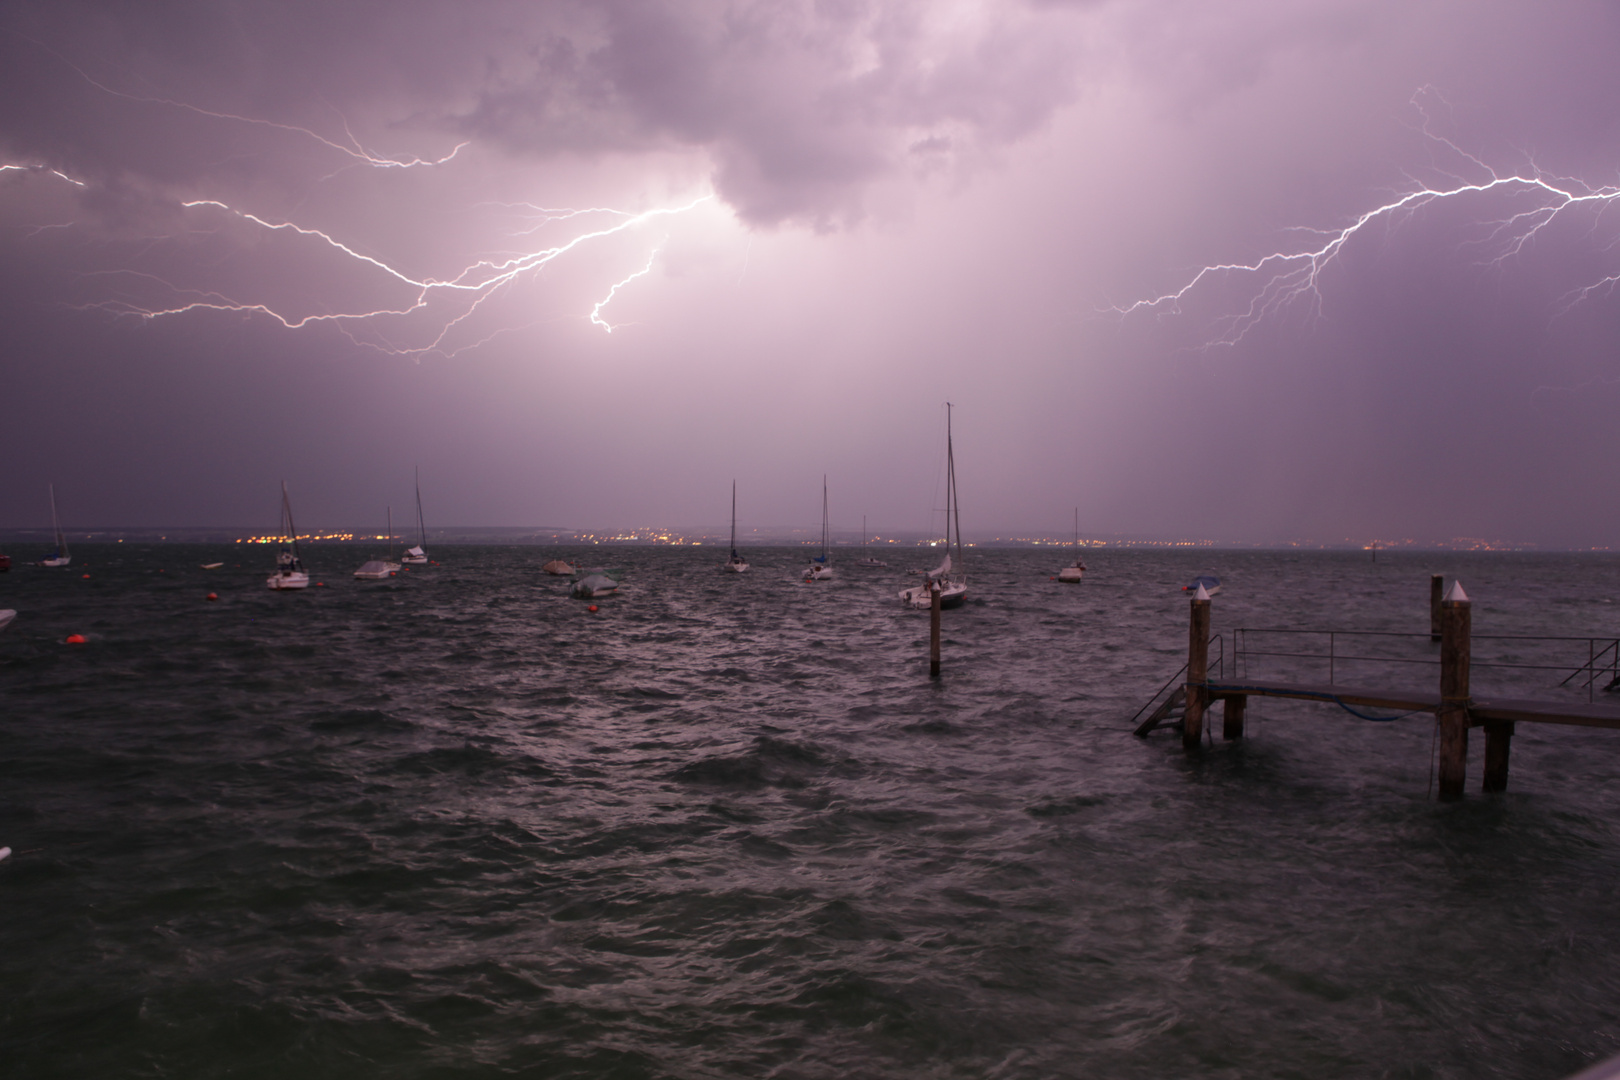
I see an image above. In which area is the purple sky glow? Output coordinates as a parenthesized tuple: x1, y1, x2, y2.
(3, 1, 1620, 546)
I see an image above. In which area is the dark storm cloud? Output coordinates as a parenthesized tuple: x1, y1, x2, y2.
(451, 1, 1092, 225)
(1, 1, 1099, 227)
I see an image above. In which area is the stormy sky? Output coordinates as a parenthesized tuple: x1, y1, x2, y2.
(3, 1, 1619, 546)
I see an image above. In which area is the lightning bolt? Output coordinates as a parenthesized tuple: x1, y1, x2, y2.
(15, 32, 464, 171)
(590, 248, 660, 333)
(77, 195, 711, 355)
(3, 42, 722, 357)
(1115, 90, 1620, 347)
(1, 162, 86, 186)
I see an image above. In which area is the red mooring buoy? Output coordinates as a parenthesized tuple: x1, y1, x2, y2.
(65, 634, 86, 645)
(81, 573, 90, 579)
(588, 605, 598, 613)
(206, 592, 219, 601)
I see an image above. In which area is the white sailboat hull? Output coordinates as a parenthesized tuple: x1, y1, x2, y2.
(1057, 565, 1084, 583)
(899, 580, 967, 609)
(267, 571, 310, 590)
(803, 564, 834, 581)
(41, 556, 71, 568)
(723, 559, 749, 573)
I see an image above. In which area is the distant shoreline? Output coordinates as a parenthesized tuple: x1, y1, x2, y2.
(0, 530, 1604, 553)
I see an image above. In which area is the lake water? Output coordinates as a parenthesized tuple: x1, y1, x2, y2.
(3, 545, 1620, 1079)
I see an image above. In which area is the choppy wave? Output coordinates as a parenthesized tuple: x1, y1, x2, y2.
(3, 545, 1620, 1078)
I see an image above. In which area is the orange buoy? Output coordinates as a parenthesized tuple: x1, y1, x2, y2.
(81, 573, 90, 579)
(65, 634, 86, 644)
(206, 592, 219, 601)
(588, 605, 598, 613)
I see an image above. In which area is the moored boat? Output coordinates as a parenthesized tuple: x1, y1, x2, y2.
(723, 481, 749, 573)
(855, 516, 887, 567)
(1057, 508, 1085, 583)
(803, 477, 834, 582)
(899, 405, 967, 610)
(571, 570, 621, 598)
(402, 468, 429, 564)
(40, 484, 69, 567)
(267, 482, 311, 590)
(355, 507, 402, 578)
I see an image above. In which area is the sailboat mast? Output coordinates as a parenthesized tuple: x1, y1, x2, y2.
(821, 476, 830, 558)
(730, 480, 738, 557)
(387, 506, 394, 560)
(947, 403, 961, 569)
(415, 466, 426, 546)
(48, 483, 64, 552)
(282, 481, 301, 557)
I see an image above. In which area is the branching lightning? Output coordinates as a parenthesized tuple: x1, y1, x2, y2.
(84, 195, 712, 355)
(590, 248, 661, 333)
(1, 41, 717, 357)
(1115, 92, 1620, 347)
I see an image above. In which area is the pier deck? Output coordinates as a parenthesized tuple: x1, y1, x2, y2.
(1204, 681, 1620, 730)
(1138, 576, 1620, 799)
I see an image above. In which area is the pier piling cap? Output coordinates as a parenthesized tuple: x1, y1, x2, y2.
(1193, 584, 1212, 601)
(1443, 580, 1469, 603)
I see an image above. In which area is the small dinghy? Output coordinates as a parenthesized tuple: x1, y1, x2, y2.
(0, 609, 16, 633)
(542, 559, 575, 576)
(1183, 574, 1221, 596)
(572, 572, 620, 599)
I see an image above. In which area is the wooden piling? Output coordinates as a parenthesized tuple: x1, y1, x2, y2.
(1184, 589, 1211, 751)
(1223, 695, 1246, 740)
(929, 581, 941, 678)
(1430, 575, 1444, 643)
(1437, 583, 1472, 801)
(1483, 719, 1513, 793)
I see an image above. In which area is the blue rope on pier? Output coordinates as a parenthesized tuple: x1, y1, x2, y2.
(1205, 683, 1432, 723)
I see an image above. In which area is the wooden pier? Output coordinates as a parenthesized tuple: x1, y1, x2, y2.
(1133, 581, 1620, 800)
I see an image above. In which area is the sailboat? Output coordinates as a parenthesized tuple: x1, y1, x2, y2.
(1057, 508, 1085, 583)
(401, 468, 429, 564)
(855, 515, 887, 567)
(723, 481, 748, 572)
(355, 507, 403, 579)
(40, 484, 70, 567)
(266, 481, 311, 590)
(899, 405, 967, 610)
(803, 476, 834, 581)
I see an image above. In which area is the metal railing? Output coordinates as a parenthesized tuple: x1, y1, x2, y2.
(1231, 628, 1620, 703)
(1126, 634, 1224, 730)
